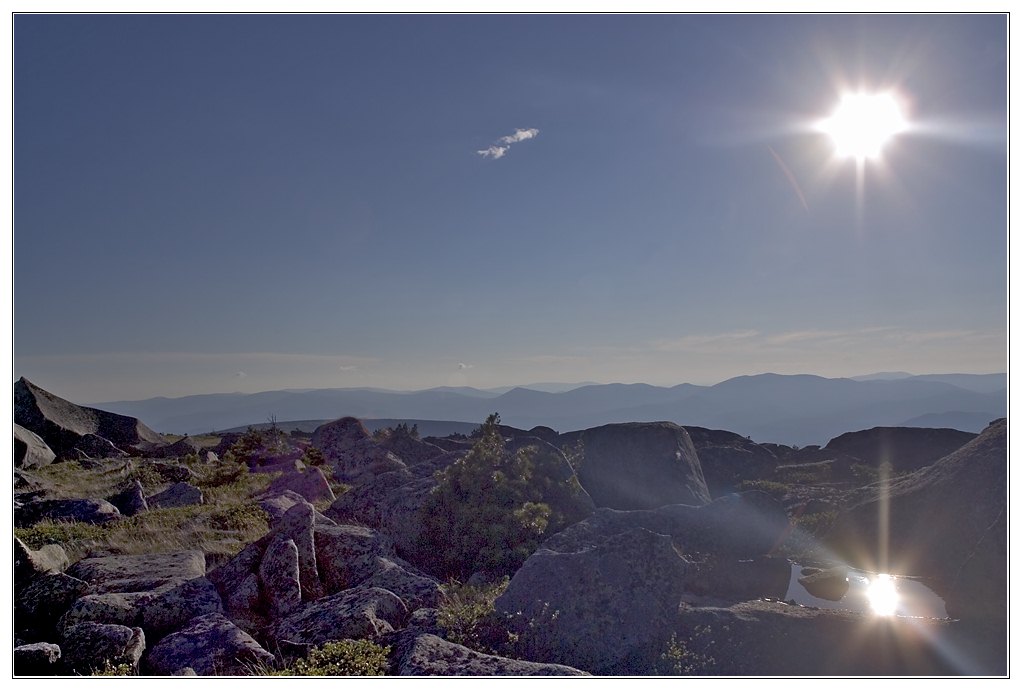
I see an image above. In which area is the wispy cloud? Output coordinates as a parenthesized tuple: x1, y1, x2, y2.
(234, 371, 247, 379)
(337, 365, 359, 372)
(476, 145, 509, 160)
(499, 128, 539, 144)
(477, 127, 540, 159)
(457, 362, 474, 370)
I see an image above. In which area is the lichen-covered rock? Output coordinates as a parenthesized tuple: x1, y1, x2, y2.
(140, 577, 224, 641)
(74, 433, 129, 459)
(15, 572, 90, 642)
(151, 461, 196, 483)
(147, 481, 203, 509)
(382, 629, 590, 676)
(68, 551, 206, 594)
(360, 557, 443, 611)
(14, 642, 62, 676)
(496, 527, 690, 675)
(60, 622, 145, 675)
(143, 613, 274, 676)
(314, 523, 397, 593)
(269, 586, 408, 648)
(262, 466, 335, 504)
(257, 490, 336, 527)
(108, 480, 148, 517)
(259, 534, 302, 619)
(58, 592, 151, 634)
(15, 538, 70, 589)
(685, 555, 791, 602)
(15, 498, 121, 528)
(14, 423, 56, 468)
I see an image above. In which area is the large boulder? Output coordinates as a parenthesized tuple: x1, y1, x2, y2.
(496, 526, 690, 675)
(60, 622, 145, 675)
(821, 426, 977, 473)
(827, 419, 1006, 624)
(268, 586, 408, 648)
(14, 423, 56, 468)
(684, 425, 780, 497)
(108, 480, 148, 517)
(14, 642, 62, 676)
(14, 377, 166, 459)
(154, 436, 206, 459)
(68, 551, 206, 594)
(14, 538, 70, 590)
(558, 422, 711, 510)
(382, 629, 589, 676)
(15, 498, 121, 528)
(261, 466, 335, 504)
(16, 572, 90, 642)
(143, 613, 275, 676)
(147, 482, 203, 509)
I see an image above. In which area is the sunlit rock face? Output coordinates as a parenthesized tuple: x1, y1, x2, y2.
(827, 419, 1006, 626)
(558, 422, 711, 510)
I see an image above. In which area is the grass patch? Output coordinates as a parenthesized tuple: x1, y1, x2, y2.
(15, 521, 108, 551)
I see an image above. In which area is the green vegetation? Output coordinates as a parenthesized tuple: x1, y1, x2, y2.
(229, 423, 289, 465)
(436, 578, 509, 652)
(655, 629, 718, 675)
(414, 413, 587, 579)
(273, 640, 390, 676)
(373, 422, 420, 442)
(736, 479, 791, 499)
(91, 661, 136, 676)
(15, 521, 108, 551)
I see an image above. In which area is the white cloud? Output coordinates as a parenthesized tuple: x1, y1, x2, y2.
(499, 128, 539, 144)
(477, 127, 539, 160)
(477, 145, 508, 159)
(234, 371, 247, 379)
(337, 365, 359, 372)
(457, 362, 474, 370)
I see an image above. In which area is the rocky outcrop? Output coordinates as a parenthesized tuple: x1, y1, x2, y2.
(14, 423, 56, 468)
(16, 572, 90, 642)
(684, 426, 780, 497)
(148, 482, 203, 509)
(15, 538, 70, 589)
(821, 426, 976, 473)
(14, 378, 165, 459)
(496, 526, 689, 674)
(261, 466, 335, 504)
(68, 551, 207, 594)
(143, 613, 275, 676)
(109, 480, 148, 517)
(558, 422, 711, 510)
(828, 418, 1006, 624)
(383, 629, 589, 676)
(15, 498, 121, 528)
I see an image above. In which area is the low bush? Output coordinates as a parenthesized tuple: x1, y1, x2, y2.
(274, 639, 390, 676)
(436, 578, 509, 652)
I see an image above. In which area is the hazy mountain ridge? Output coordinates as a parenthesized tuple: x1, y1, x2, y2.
(93, 373, 1006, 445)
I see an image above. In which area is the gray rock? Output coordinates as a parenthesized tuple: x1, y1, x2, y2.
(58, 592, 151, 633)
(684, 425, 781, 497)
(148, 481, 203, 509)
(360, 557, 443, 611)
(15, 538, 70, 589)
(14, 642, 61, 676)
(314, 523, 397, 593)
(383, 630, 590, 676)
(15, 498, 121, 528)
(258, 489, 336, 526)
(143, 613, 274, 676)
(140, 576, 224, 641)
(496, 527, 690, 675)
(68, 550, 206, 594)
(74, 433, 129, 459)
(259, 534, 302, 619)
(155, 436, 205, 459)
(14, 377, 165, 459)
(262, 466, 335, 504)
(16, 572, 91, 641)
(311, 416, 370, 459)
(269, 586, 408, 648)
(14, 423, 56, 468)
(558, 421, 711, 510)
(108, 480, 148, 517)
(152, 461, 196, 482)
(61, 622, 145, 675)
(797, 565, 850, 601)
(407, 608, 442, 635)
(277, 501, 324, 601)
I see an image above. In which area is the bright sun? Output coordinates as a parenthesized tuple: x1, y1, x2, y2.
(866, 573, 900, 616)
(817, 92, 908, 161)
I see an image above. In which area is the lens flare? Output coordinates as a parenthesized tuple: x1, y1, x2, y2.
(866, 573, 900, 616)
(817, 92, 908, 161)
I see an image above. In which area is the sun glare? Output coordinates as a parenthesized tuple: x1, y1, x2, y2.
(866, 573, 900, 616)
(817, 92, 908, 161)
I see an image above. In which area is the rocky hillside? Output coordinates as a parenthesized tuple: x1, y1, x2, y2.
(12, 380, 1006, 676)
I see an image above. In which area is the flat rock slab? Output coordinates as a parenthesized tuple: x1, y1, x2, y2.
(144, 613, 274, 676)
(15, 498, 121, 528)
(148, 482, 203, 509)
(384, 630, 590, 676)
(269, 586, 408, 648)
(68, 550, 206, 594)
(16, 572, 90, 641)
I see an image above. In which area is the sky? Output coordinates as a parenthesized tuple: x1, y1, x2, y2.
(10, 12, 1008, 403)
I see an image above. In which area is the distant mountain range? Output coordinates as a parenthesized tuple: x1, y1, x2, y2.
(91, 372, 1006, 446)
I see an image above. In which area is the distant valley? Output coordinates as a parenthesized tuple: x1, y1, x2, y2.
(95, 372, 1006, 446)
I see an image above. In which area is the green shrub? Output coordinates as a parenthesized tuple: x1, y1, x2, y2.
(655, 631, 717, 675)
(194, 461, 248, 490)
(414, 413, 586, 579)
(208, 503, 270, 532)
(436, 578, 509, 652)
(301, 447, 327, 467)
(15, 521, 108, 551)
(275, 639, 390, 676)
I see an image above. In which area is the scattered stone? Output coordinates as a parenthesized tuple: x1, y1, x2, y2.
(258, 490, 336, 526)
(147, 482, 203, 509)
(360, 557, 444, 611)
(14, 642, 62, 676)
(259, 534, 302, 619)
(58, 592, 151, 634)
(15, 498, 121, 528)
(108, 480, 148, 517)
(140, 577, 224, 641)
(152, 461, 196, 483)
(143, 613, 275, 676)
(314, 523, 397, 593)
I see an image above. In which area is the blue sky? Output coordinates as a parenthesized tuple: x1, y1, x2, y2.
(12, 14, 1007, 402)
